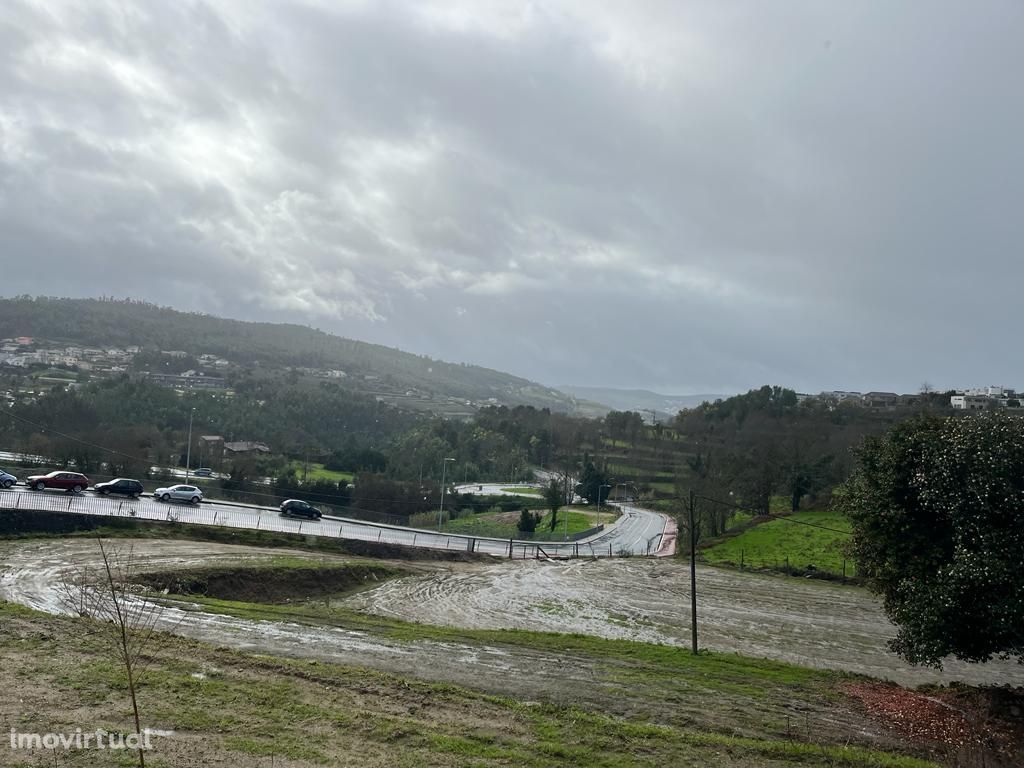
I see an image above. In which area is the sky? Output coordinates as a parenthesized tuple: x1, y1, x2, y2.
(2, 1, 1023, 395)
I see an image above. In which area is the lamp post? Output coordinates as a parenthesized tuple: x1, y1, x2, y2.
(437, 457, 455, 530)
(185, 407, 195, 483)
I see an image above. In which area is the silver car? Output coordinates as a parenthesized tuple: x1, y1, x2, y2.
(154, 484, 204, 504)
(0, 468, 16, 489)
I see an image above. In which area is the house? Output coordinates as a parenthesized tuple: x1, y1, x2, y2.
(820, 390, 862, 403)
(862, 392, 899, 408)
(951, 395, 991, 410)
(223, 441, 271, 456)
(146, 372, 227, 391)
(199, 435, 225, 458)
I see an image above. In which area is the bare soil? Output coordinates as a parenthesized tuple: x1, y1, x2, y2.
(1, 537, 1021, 766)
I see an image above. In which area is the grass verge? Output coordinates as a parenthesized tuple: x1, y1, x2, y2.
(702, 510, 854, 576)
(0, 599, 938, 767)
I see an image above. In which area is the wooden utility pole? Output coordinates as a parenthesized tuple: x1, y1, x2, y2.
(689, 489, 698, 654)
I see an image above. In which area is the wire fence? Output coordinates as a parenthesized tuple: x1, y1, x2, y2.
(720, 548, 859, 582)
(0, 489, 621, 560)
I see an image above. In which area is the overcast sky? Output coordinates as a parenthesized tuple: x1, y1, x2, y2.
(2, 1, 1023, 395)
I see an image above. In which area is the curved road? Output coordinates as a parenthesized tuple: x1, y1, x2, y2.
(0, 485, 672, 559)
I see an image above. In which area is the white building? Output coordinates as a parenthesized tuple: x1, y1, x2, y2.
(965, 386, 1009, 398)
(951, 395, 991, 410)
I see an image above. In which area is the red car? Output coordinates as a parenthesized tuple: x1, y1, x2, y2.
(25, 471, 90, 493)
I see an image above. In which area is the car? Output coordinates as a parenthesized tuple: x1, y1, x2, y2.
(279, 499, 322, 520)
(154, 484, 203, 504)
(0, 469, 17, 489)
(26, 471, 90, 493)
(192, 467, 214, 478)
(94, 478, 144, 498)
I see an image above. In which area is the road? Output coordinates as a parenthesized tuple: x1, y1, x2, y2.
(0, 485, 672, 558)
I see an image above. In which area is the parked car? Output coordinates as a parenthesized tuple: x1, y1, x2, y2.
(192, 467, 214, 478)
(94, 478, 144, 498)
(154, 484, 203, 504)
(279, 499, 322, 520)
(0, 468, 17, 488)
(25, 471, 90, 493)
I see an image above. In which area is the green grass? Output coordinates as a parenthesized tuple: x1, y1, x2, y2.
(436, 507, 614, 540)
(285, 461, 354, 483)
(0, 599, 939, 767)
(702, 510, 854, 575)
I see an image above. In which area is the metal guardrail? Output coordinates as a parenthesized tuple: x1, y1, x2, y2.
(0, 491, 619, 559)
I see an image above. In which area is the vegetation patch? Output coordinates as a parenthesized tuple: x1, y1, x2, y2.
(135, 562, 408, 603)
(702, 509, 854, 577)
(0, 600, 950, 767)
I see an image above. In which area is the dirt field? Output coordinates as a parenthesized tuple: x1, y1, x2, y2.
(342, 555, 1024, 689)
(0, 537, 1021, 766)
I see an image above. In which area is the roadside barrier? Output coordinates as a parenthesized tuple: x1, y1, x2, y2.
(0, 490, 614, 559)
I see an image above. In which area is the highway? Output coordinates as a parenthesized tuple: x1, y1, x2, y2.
(0, 485, 673, 558)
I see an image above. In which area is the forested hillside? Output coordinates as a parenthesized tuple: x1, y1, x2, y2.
(0, 296, 577, 411)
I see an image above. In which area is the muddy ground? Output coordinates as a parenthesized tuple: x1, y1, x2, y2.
(1, 537, 1022, 766)
(341, 555, 1024, 689)
(2, 538, 1022, 690)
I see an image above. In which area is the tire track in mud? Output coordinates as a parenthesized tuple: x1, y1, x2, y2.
(342, 557, 1024, 689)
(2, 538, 1021, 693)
(0, 539, 609, 708)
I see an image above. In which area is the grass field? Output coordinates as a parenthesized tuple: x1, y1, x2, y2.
(285, 461, 354, 483)
(702, 509, 854, 575)
(0, 597, 938, 767)
(501, 486, 542, 496)
(435, 506, 616, 540)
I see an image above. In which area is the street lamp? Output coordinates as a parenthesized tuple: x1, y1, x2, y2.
(437, 457, 455, 530)
(184, 407, 195, 482)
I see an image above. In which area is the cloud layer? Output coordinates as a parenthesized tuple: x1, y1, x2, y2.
(2, 1, 1023, 394)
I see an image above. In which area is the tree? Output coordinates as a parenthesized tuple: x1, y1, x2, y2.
(517, 507, 541, 533)
(59, 539, 173, 767)
(543, 478, 564, 532)
(840, 413, 1024, 666)
(576, 460, 609, 505)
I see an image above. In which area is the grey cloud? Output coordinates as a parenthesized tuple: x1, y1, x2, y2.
(1, 0, 1023, 394)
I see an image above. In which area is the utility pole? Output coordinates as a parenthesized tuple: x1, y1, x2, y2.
(437, 457, 455, 530)
(689, 489, 698, 654)
(185, 407, 195, 483)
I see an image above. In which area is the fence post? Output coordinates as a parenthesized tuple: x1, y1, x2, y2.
(574, 542, 579, 558)
(785, 555, 789, 574)
(740, 549, 744, 570)
(842, 559, 846, 583)
(14, 494, 19, 510)
(256, 515, 260, 530)
(377, 530, 382, 542)
(509, 539, 513, 559)
(298, 522, 302, 535)
(609, 543, 612, 557)
(412, 534, 417, 546)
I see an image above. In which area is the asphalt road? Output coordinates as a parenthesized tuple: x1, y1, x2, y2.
(0, 485, 672, 558)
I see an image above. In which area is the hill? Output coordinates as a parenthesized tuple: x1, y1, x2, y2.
(0, 296, 581, 414)
(556, 384, 729, 420)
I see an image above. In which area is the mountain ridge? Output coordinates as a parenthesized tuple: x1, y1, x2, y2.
(0, 296, 582, 414)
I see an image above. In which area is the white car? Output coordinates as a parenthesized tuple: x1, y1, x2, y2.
(154, 484, 204, 504)
(0, 469, 16, 489)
